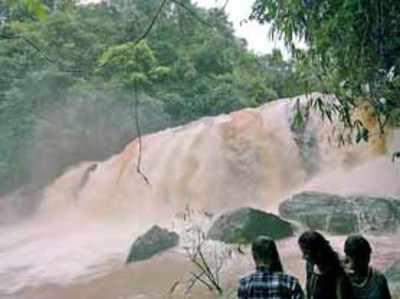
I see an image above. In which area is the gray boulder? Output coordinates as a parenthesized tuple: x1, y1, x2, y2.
(126, 225, 179, 263)
(207, 207, 293, 244)
(386, 261, 400, 296)
(279, 191, 400, 234)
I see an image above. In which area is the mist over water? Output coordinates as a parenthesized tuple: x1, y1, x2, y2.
(1, 94, 399, 298)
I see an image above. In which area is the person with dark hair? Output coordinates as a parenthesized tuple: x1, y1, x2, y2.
(343, 235, 391, 299)
(298, 230, 354, 299)
(238, 236, 304, 299)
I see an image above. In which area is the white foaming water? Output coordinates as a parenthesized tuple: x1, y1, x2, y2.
(0, 215, 135, 295)
(299, 156, 400, 196)
(0, 94, 399, 298)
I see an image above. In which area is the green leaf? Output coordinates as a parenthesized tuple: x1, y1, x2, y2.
(25, 0, 49, 20)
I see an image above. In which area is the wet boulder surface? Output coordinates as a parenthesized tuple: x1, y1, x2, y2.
(207, 207, 294, 244)
(279, 191, 400, 235)
(126, 225, 179, 263)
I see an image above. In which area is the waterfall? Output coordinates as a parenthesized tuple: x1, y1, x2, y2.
(1, 93, 399, 298)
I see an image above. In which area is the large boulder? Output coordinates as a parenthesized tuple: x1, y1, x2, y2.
(279, 191, 400, 235)
(207, 207, 293, 244)
(386, 261, 400, 296)
(126, 225, 179, 263)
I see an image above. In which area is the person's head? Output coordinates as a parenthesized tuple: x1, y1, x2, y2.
(298, 230, 341, 272)
(251, 236, 283, 272)
(344, 234, 371, 276)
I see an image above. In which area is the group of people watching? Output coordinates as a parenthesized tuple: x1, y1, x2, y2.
(238, 231, 392, 299)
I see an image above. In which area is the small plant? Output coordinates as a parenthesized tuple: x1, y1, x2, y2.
(168, 207, 236, 298)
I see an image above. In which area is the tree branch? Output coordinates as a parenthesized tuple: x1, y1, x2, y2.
(133, 82, 150, 185)
(1, 31, 82, 73)
(222, 0, 230, 11)
(189, 271, 214, 292)
(98, 0, 168, 69)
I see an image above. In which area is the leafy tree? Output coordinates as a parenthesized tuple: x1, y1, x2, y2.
(251, 0, 400, 135)
(0, 0, 308, 194)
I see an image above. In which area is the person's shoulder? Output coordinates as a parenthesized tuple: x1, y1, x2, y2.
(371, 268, 385, 276)
(276, 272, 301, 285)
(239, 272, 257, 285)
(371, 268, 389, 283)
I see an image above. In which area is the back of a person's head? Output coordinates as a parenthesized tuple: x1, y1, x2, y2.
(298, 230, 341, 270)
(344, 234, 372, 258)
(252, 236, 283, 272)
(298, 230, 330, 252)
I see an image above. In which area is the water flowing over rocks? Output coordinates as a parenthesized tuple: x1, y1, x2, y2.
(288, 98, 320, 177)
(0, 185, 42, 225)
(126, 225, 179, 263)
(2, 94, 399, 298)
(207, 207, 293, 244)
(279, 191, 400, 234)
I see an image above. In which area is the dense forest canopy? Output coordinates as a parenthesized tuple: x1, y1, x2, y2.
(1, 0, 399, 196)
(0, 0, 310, 195)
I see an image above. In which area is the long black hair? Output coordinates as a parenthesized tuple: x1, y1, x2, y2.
(252, 236, 283, 272)
(298, 230, 343, 273)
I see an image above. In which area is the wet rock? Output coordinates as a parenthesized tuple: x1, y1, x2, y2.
(279, 191, 400, 234)
(126, 225, 179, 263)
(207, 207, 293, 244)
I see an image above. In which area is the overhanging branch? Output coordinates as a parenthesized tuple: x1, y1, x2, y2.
(97, 0, 169, 69)
(1, 31, 82, 73)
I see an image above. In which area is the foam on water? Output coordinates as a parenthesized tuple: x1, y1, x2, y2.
(1, 94, 399, 298)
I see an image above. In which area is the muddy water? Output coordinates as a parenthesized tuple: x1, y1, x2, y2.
(5, 234, 400, 299)
(1, 94, 400, 298)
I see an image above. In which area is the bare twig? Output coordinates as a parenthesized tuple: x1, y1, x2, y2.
(222, 0, 230, 11)
(183, 230, 224, 295)
(197, 245, 223, 294)
(189, 271, 214, 291)
(98, 0, 168, 69)
(185, 271, 206, 294)
(168, 280, 181, 296)
(133, 81, 150, 185)
(1, 32, 82, 73)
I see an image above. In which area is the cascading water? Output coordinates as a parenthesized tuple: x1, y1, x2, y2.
(1, 93, 399, 299)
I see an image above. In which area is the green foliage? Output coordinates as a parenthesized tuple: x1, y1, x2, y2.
(251, 0, 400, 135)
(0, 0, 308, 194)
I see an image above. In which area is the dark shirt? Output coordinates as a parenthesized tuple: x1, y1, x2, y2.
(306, 265, 354, 299)
(238, 266, 304, 299)
(351, 268, 391, 299)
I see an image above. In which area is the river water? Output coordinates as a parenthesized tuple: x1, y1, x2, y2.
(1, 94, 399, 298)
